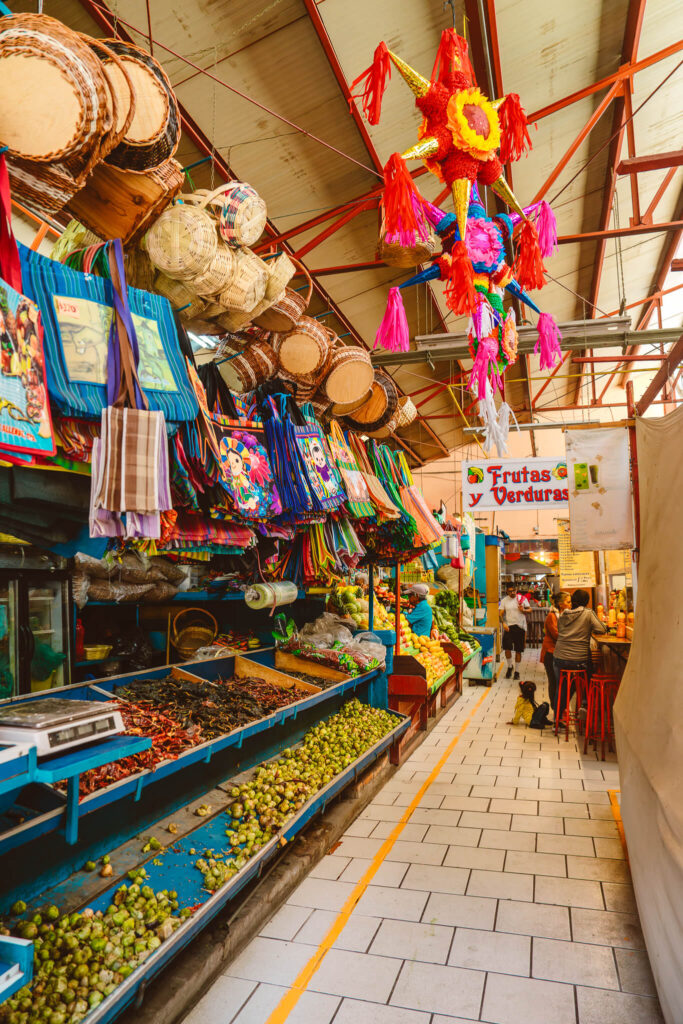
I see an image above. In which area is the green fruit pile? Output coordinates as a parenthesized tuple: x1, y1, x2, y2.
(0, 885, 191, 1024)
(196, 700, 396, 887)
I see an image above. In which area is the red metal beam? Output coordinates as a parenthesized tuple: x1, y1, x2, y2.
(528, 40, 683, 121)
(598, 281, 683, 317)
(532, 82, 622, 204)
(531, 351, 572, 408)
(311, 260, 387, 275)
(672, 259, 683, 272)
(558, 220, 683, 244)
(635, 334, 683, 414)
(641, 167, 677, 225)
(301, 0, 383, 175)
(617, 150, 683, 174)
(622, 87, 641, 225)
(572, 354, 666, 363)
(292, 199, 376, 261)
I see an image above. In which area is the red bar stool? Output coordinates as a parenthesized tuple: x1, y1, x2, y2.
(554, 668, 588, 741)
(584, 674, 620, 760)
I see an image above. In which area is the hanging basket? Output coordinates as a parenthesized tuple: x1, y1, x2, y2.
(212, 182, 267, 247)
(192, 241, 236, 297)
(277, 319, 333, 381)
(171, 607, 218, 660)
(377, 202, 437, 268)
(253, 260, 312, 331)
(322, 342, 374, 407)
(214, 247, 268, 313)
(342, 370, 399, 433)
(219, 340, 277, 393)
(144, 202, 218, 280)
(84, 35, 135, 159)
(396, 395, 418, 427)
(263, 251, 296, 300)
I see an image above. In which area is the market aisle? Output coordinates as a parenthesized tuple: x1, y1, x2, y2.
(184, 653, 663, 1024)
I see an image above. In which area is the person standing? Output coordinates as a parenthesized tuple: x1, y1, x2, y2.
(499, 583, 530, 679)
(552, 589, 607, 714)
(540, 591, 570, 711)
(405, 584, 433, 638)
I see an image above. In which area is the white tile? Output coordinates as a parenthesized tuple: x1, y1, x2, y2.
(421, 782, 472, 798)
(370, 918, 454, 964)
(576, 986, 664, 1024)
(370, 821, 427, 842)
(310, 855, 351, 880)
(537, 834, 595, 857)
(409, 807, 466, 828)
(565, 818, 619, 838)
(226, 937, 315, 987)
(344, 817, 383, 838)
(287, 878, 355, 912)
(294, 909, 381, 953)
(534, 788, 563, 802)
(480, 828, 536, 852)
(390, 960, 485, 1019)
(308, 948, 403, 1003)
(571, 908, 644, 949)
(458, 810, 512, 829)
(422, 891, 497, 929)
(505, 850, 566, 877)
(490, 798, 539, 815)
(511, 814, 564, 835)
(401, 862, 469, 895)
(443, 844, 505, 871)
(614, 949, 658, 998)
(467, 868, 534, 902)
(589, 804, 617, 820)
(594, 837, 626, 860)
(538, 801, 590, 818)
(567, 856, 631, 883)
(361, 804, 409, 822)
(477, 765, 521, 777)
(440, 795, 490, 812)
(230, 983, 339, 1024)
(495, 900, 571, 940)
(333, 999, 431, 1024)
(332, 836, 385, 860)
(534, 875, 604, 910)
(355, 884, 429, 922)
(449, 926, 530, 976)
(534, 936, 619, 988)
(423, 824, 482, 847)
(372, 790, 399, 805)
(260, 904, 312, 941)
(471, 785, 517, 799)
(515, 775, 545, 788)
(184, 976, 256, 1024)
(481, 972, 576, 1024)
(387, 839, 448, 865)
(561, 788, 610, 804)
(602, 882, 638, 914)
(337, 857, 409, 888)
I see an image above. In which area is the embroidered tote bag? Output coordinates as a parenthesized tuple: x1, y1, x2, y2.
(327, 418, 374, 519)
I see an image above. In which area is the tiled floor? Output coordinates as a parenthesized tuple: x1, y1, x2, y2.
(184, 653, 663, 1024)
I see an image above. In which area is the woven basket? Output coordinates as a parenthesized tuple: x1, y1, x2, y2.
(263, 251, 296, 300)
(124, 247, 156, 291)
(0, 14, 109, 169)
(220, 340, 277, 393)
(211, 182, 267, 247)
(342, 370, 399, 433)
(101, 39, 180, 172)
(322, 342, 374, 407)
(214, 248, 268, 313)
(330, 388, 373, 417)
(377, 203, 437, 268)
(278, 319, 332, 381)
(253, 260, 312, 331)
(192, 241, 236, 297)
(84, 35, 135, 159)
(172, 607, 218, 659)
(396, 395, 418, 427)
(216, 308, 255, 333)
(144, 203, 218, 280)
(50, 220, 102, 262)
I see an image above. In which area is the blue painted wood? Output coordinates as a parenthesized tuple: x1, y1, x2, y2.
(0, 938, 33, 1002)
(33, 735, 152, 783)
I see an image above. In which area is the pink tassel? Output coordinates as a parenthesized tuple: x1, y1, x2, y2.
(375, 288, 410, 352)
(384, 191, 430, 246)
(533, 201, 558, 258)
(419, 197, 447, 229)
(469, 335, 501, 399)
(535, 312, 562, 370)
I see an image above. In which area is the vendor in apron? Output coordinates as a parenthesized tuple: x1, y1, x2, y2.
(405, 583, 433, 637)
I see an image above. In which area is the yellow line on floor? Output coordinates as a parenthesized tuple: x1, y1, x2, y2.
(607, 788, 629, 861)
(265, 686, 491, 1024)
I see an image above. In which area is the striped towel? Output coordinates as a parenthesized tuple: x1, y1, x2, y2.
(95, 407, 171, 514)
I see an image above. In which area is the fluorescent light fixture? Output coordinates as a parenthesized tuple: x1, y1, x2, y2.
(463, 420, 600, 433)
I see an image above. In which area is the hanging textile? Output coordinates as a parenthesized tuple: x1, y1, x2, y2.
(348, 433, 401, 521)
(327, 419, 374, 519)
(394, 450, 445, 546)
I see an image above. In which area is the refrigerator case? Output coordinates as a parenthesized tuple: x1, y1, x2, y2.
(0, 570, 71, 697)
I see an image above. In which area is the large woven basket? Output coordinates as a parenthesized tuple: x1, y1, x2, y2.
(263, 251, 296, 300)
(253, 260, 312, 331)
(219, 340, 277, 393)
(101, 39, 180, 172)
(377, 202, 437, 268)
(322, 342, 374, 407)
(192, 241, 236, 297)
(172, 607, 218, 660)
(84, 35, 135, 160)
(396, 394, 418, 427)
(214, 182, 267, 247)
(342, 370, 399, 433)
(278, 318, 332, 381)
(144, 202, 218, 280)
(214, 248, 268, 313)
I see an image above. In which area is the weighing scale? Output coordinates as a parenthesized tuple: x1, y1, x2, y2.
(0, 699, 124, 757)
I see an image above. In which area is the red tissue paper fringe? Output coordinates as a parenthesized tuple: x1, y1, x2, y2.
(499, 94, 532, 163)
(350, 41, 391, 125)
(444, 241, 476, 316)
(375, 287, 409, 353)
(515, 219, 546, 291)
(382, 153, 427, 244)
(534, 312, 562, 370)
(532, 200, 557, 258)
(431, 29, 474, 88)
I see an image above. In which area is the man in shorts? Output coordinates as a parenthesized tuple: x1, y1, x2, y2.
(499, 583, 530, 679)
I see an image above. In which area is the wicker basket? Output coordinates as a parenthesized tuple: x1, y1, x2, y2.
(396, 394, 418, 427)
(144, 202, 218, 280)
(212, 182, 267, 247)
(84, 35, 135, 159)
(377, 203, 437, 268)
(253, 260, 312, 331)
(278, 318, 332, 381)
(214, 247, 268, 313)
(101, 39, 180, 172)
(192, 241, 236, 297)
(50, 220, 102, 262)
(124, 247, 156, 291)
(263, 251, 296, 300)
(172, 607, 218, 660)
(216, 308, 256, 333)
(342, 370, 399, 433)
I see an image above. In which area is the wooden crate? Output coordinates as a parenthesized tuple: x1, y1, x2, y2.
(66, 158, 184, 244)
(235, 655, 322, 694)
(274, 651, 349, 683)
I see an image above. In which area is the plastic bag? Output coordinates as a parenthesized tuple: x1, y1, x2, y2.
(32, 641, 66, 681)
(72, 572, 90, 610)
(87, 580, 155, 603)
(299, 613, 354, 647)
(141, 582, 178, 603)
(148, 557, 188, 585)
(75, 552, 114, 579)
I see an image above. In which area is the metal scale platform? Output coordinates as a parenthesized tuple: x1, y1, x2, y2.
(0, 698, 124, 757)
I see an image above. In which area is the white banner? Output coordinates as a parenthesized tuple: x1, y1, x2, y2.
(462, 458, 569, 511)
(565, 428, 633, 550)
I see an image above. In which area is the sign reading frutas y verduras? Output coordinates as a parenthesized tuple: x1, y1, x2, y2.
(462, 459, 569, 511)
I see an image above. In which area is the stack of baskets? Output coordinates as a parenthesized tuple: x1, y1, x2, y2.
(0, 14, 183, 230)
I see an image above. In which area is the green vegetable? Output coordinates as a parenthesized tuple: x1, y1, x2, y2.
(10, 901, 26, 915)
(83, 862, 96, 873)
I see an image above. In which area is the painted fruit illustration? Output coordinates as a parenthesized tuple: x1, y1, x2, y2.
(553, 462, 567, 480)
(468, 467, 484, 484)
